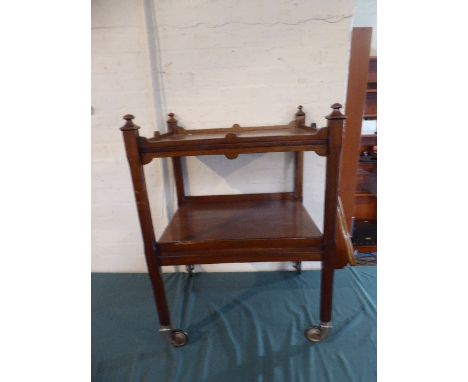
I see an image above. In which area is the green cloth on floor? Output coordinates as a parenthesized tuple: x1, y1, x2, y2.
(92, 268, 376, 382)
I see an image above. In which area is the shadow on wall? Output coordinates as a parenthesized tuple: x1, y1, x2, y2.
(197, 154, 268, 178)
(182, 153, 295, 196)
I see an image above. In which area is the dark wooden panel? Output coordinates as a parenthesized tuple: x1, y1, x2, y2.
(364, 91, 377, 118)
(361, 134, 377, 147)
(354, 194, 377, 220)
(356, 163, 377, 195)
(368, 56, 377, 83)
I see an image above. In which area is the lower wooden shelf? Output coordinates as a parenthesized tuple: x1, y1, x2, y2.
(158, 198, 323, 265)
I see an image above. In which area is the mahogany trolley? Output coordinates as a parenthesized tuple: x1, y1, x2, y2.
(120, 103, 346, 347)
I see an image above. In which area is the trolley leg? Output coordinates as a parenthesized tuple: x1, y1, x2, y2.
(186, 264, 195, 276)
(305, 251, 334, 343)
(304, 104, 344, 343)
(121, 118, 188, 347)
(293, 261, 302, 274)
(149, 259, 188, 347)
(319, 255, 334, 324)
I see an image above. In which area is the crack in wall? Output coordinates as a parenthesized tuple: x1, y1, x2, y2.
(92, 26, 138, 30)
(163, 14, 353, 30)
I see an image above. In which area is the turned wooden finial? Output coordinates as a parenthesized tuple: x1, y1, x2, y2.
(326, 103, 346, 120)
(120, 114, 140, 131)
(296, 105, 305, 117)
(167, 113, 178, 133)
(295, 105, 306, 127)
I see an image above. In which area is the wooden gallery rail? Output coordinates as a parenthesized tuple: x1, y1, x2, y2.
(120, 103, 352, 347)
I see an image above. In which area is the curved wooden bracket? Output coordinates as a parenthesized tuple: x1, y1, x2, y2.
(336, 196, 356, 266)
(224, 132, 238, 141)
(139, 137, 155, 165)
(224, 132, 239, 159)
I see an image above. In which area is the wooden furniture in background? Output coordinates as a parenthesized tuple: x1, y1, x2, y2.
(352, 56, 377, 253)
(338, 27, 373, 267)
(120, 104, 347, 347)
(352, 136, 377, 252)
(364, 56, 377, 120)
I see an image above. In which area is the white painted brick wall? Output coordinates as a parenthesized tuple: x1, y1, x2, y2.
(92, 0, 169, 272)
(92, 0, 356, 272)
(354, 0, 377, 54)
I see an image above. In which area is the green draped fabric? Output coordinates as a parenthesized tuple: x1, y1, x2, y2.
(92, 267, 376, 381)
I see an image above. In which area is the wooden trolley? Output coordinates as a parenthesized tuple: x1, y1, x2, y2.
(120, 103, 348, 347)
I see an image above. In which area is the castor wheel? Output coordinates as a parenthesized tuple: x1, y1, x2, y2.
(168, 329, 188, 347)
(293, 261, 302, 274)
(305, 322, 332, 343)
(186, 264, 194, 276)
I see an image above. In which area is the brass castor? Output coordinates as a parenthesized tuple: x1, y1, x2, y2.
(160, 327, 188, 347)
(293, 261, 302, 274)
(186, 264, 194, 276)
(305, 322, 332, 343)
(168, 329, 188, 347)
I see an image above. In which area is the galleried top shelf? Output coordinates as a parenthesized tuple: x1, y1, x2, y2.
(121, 105, 342, 163)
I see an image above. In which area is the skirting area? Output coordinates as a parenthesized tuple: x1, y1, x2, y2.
(92, 268, 376, 381)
